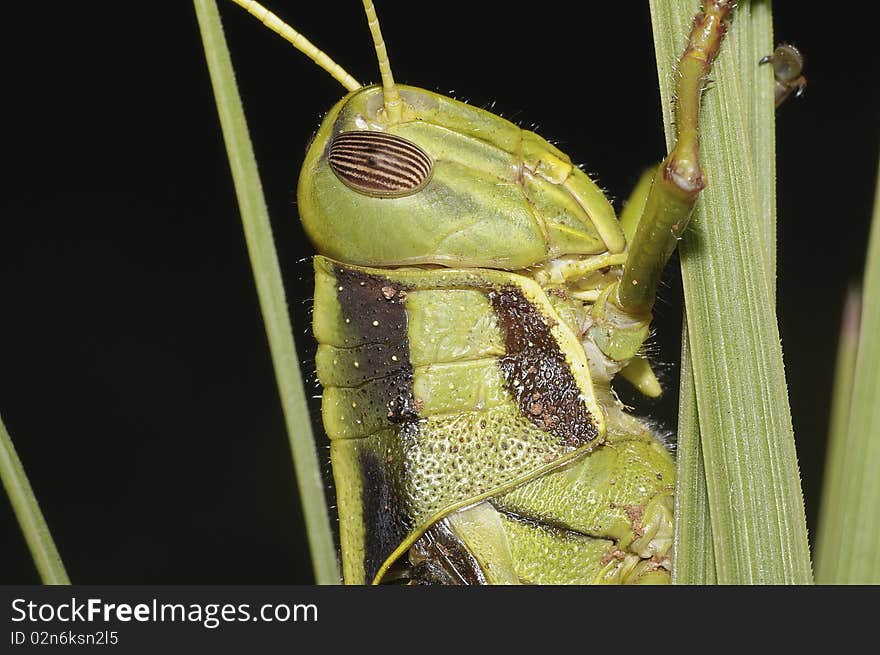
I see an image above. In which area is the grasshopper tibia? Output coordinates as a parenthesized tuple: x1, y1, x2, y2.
(616, 0, 733, 317)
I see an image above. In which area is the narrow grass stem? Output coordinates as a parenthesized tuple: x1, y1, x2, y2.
(0, 414, 70, 584)
(193, 0, 339, 584)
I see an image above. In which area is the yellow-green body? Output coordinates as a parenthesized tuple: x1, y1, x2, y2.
(285, 0, 733, 584)
(313, 249, 674, 584)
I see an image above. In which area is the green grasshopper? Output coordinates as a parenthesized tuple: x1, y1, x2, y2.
(230, 0, 732, 584)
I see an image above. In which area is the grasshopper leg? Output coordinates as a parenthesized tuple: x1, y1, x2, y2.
(616, 0, 734, 318)
(760, 44, 807, 108)
(584, 2, 732, 378)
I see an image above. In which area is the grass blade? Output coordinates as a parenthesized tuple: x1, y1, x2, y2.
(814, 165, 880, 583)
(814, 288, 861, 582)
(193, 0, 339, 584)
(671, 1, 774, 585)
(0, 414, 70, 584)
(651, 0, 812, 583)
(735, 1, 777, 283)
(672, 326, 716, 584)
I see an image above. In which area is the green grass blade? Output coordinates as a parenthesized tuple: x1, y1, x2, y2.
(651, 0, 812, 583)
(735, 1, 777, 283)
(193, 0, 339, 584)
(672, 326, 716, 584)
(814, 287, 861, 582)
(0, 414, 70, 584)
(814, 164, 880, 583)
(670, 1, 774, 585)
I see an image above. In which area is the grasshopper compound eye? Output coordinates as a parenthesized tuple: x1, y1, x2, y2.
(328, 130, 433, 197)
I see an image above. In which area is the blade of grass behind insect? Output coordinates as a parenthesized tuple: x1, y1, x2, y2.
(193, 0, 339, 584)
(814, 164, 880, 583)
(0, 413, 70, 584)
(651, 0, 812, 583)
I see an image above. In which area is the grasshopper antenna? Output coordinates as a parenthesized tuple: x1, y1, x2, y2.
(229, 0, 362, 92)
(361, 0, 403, 123)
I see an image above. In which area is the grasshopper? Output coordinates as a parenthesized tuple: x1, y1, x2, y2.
(228, 0, 733, 584)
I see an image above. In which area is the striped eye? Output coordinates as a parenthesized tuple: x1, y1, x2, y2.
(328, 130, 433, 197)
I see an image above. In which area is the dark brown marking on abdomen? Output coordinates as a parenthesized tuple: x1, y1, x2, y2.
(334, 266, 418, 423)
(488, 287, 597, 446)
(358, 448, 412, 583)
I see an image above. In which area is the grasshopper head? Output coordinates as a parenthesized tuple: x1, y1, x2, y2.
(230, 2, 622, 270)
(298, 84, 624, 270)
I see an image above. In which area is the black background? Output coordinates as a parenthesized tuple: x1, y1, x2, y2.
(1, 2, 877, 584)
